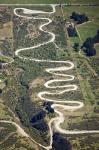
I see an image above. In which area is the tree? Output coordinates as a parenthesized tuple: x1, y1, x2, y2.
(67, 25, 77, 37)
(0, 89, 2, 94)
(0, 63, 2, 69)
(73, 43, 80, 52)
(86, 47, 96, 57)
(52, 133, 72, 150)
(81, 37, 96, 56)
(70, 11, 89, 24)
(43, 101, 54, 113)
(82, 37, 94, 50)
(93, 30, 99, 43)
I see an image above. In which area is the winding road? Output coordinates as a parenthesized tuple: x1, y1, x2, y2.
(0, 4, 99, 150)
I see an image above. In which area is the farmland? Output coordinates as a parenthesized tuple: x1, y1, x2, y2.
(0, 0, 99, 4)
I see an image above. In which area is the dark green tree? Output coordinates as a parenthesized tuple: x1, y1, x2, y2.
(73, 43, 80, 52)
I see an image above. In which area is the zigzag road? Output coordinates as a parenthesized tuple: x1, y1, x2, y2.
(0, 4, 99, 150)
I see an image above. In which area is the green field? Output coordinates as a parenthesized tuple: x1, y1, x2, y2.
(63, 6, 99, 19)
(69, 36, 80, 45)
(95, 44, 99, 56)
(63, 5, 99, 44)
(0, 0, 99, 4)
(77, 21, 99, 42)
(64, 6, 98, 53)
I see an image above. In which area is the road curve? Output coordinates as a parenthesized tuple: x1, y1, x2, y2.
(0, 53, 14, 66)
(0, 4, 99, 150)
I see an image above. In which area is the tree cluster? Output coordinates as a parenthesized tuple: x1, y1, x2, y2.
(73, 43, 80, 51)
(31, 111, 46, 123)
(43, 101, 54, 113)
(82, 38, 96, 56)
(81, 30, 99, 56)
(67, 25, 78, 37)
(70, 11, 89, 24)
(52, 133, 72, 150)
(32, 120, 48, 132)
(0, 89, 2, 94)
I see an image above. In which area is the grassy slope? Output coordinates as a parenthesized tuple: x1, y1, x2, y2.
(95, 44, 99, 56)
(77, 22, 99, 42)
(0, 0, 99, 4)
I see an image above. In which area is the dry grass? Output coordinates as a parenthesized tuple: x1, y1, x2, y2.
(29, 77, 46, 88)
(0, 21, 12, 40)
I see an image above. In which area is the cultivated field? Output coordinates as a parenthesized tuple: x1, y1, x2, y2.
(0, 0, 99, 4)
